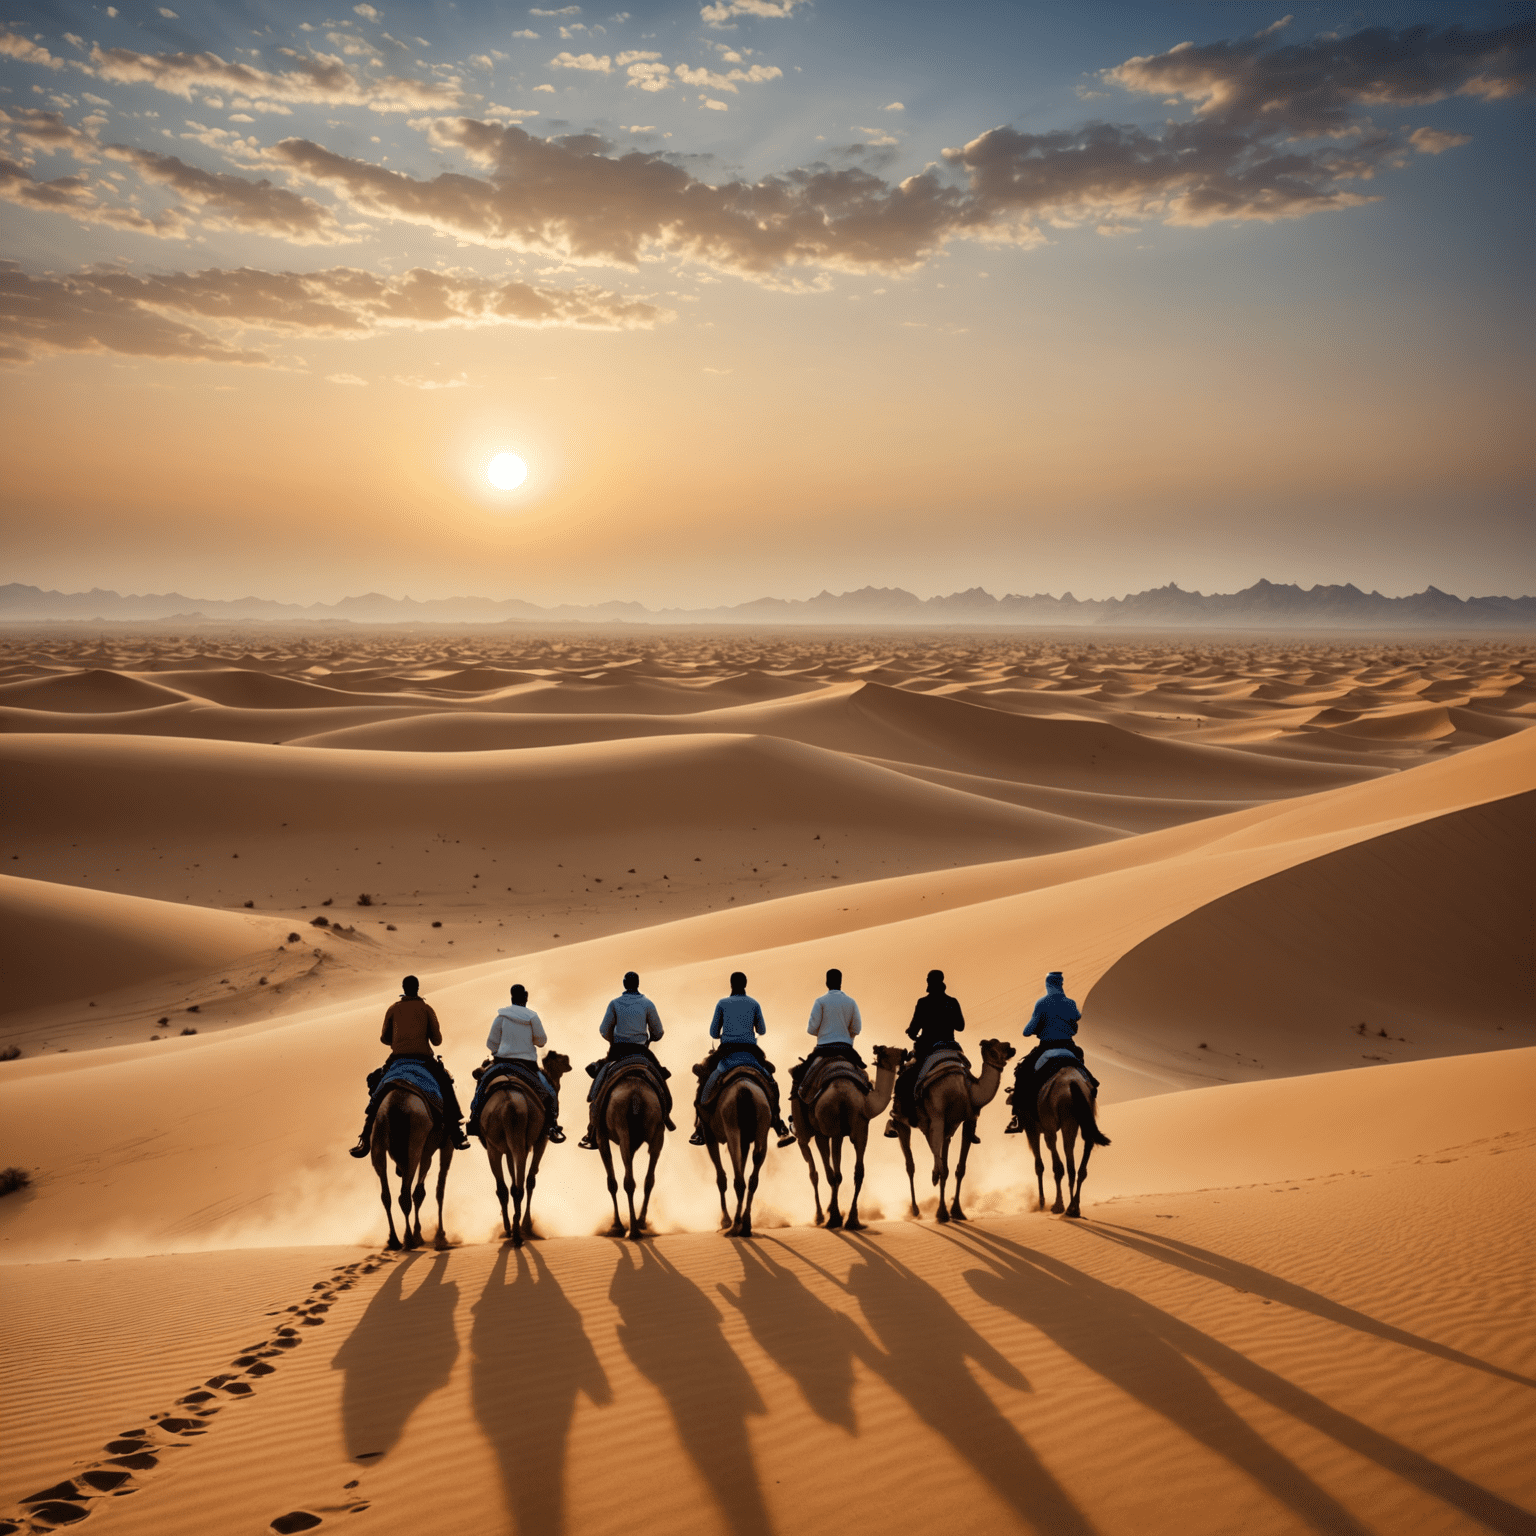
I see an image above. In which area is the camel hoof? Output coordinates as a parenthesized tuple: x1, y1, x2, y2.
(1051, 1200, 1065, 1215)
(935, 1205, 950, 1224)
(511, 1230, 523, 1247)
(433, 1235, 450, 1252)
(844, 1218, 864, 1232)
(909, 1205, 921, 1220)
(608, 1222, 626, 1237)
(1066, 1206, 1082, 1220)
(950, 1206, 967, 1221)
(386, 1235, 402, 1251)
(827, 1212, 843, 1231)
(814, 1212, 825, 1227)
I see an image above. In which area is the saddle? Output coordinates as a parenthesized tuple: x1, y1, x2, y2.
(698, 1048, 776, 1109)
(593, 1054, 673, 1119)
(915, 1043, 969, 1094)
(371, 1059, 444, 1123)
(796, 1056, 871, 1106)
(474, 1059, 552, 1110)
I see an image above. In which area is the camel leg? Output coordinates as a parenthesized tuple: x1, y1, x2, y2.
(635, 1131, 661, 1240)
(928, 1118, 951, 1224)
(1027, 1129, 1046, 1212)
(598, 1138, 624, 1236)
(509, 1117, 530, 1250)
(705, 1132, 731, 1230)
(375, 1150, 401, 1251)
(398, 1143, 419, 1250)
(799, 1133, 824, 1226)
(1047, 1132, 1066, 1214)
(410, 1141, 430, 1249)
(820, 1134, 843, 1230)
(1071, 1137, 1094, 1219)
(524, 1134, 546, 1241)
(950, 1116, 974, 1221)
(621, 1136, 641, 1241)
(1063, 1127, 1082, 1219)
(845, 1121, 868, 1232)
(741, 1129, 766, 1240)
(900, 1127, 919, 1218)
(728, 1112, 748, 1237)
(432, 1145, 451, 1251)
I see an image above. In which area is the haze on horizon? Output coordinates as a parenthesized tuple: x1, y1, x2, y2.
(1, 0, 1532, 609)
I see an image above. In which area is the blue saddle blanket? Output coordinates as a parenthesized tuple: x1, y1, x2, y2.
(374, 1059, 443, 1112)
(472, 1060, 554, 1119)
(703, 1050, 771, 1104)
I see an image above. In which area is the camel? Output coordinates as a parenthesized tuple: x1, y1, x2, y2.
(370, 1086, 452, 1251)
(1027, 1063, 1111, 1218)
(893, 1038, 1014, 1223)
(792, 1044, 905, 1231)
(700, 1065, 772, 1238)
(596, 1066, 667, 1241)
(480, 1052, 571, 1247)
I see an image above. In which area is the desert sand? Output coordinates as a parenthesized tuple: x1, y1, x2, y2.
(1, 629, 1532, 1536)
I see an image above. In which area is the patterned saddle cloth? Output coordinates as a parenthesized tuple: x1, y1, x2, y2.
(594, 1055, 673, 1118)
(701, 1049, 775, 1107)
(796, 1055, 871, 1105)
(915, 1043, 969, 1093)
(471, 1059, 553, 1117)
(371, 1058, 443, 1117)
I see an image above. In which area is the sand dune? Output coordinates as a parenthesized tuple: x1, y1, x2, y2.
(1, 629, 1531, 1536)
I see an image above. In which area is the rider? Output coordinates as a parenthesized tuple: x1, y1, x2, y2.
(349, 975, 470, 1156)
(467, 983, 566, 1144)
(887, 968, 968, 1138)
(789, 967, 865, 1097)
(578, 971, 669, 1150)
(1004, 970, 1099, 1135)
(689, 971, 795, 1148)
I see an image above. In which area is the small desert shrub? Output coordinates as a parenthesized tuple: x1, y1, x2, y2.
(311, 916, 329, 927)
(357, 893, 373, 907)
(287, 932, 301, 943)
(0, 1044, 21, 1062)
(0, 1167, 31, 1197)
(181, 1027, 198, 1036)
(432, 921, 442, 928)
(244, 900, 255, 908)
(321, 898, 333, 907)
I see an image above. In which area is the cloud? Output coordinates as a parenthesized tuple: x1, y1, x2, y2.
(0, 106, 101, 162)
(86, 40, 464, 113)
(0, 30, 66, 69)
(270, 118, 965, 281)
(354, 4, 380, 19)
(530, 6, 581, 14)
(1107, 18, 1535, 132)
(1408, 125, 1471, 154)
(700, 97, 728, 111)
(549, 51, 611, 72)
(616, 50, 661, 66)
(0, 262, 674, 365)
(327, 371, 367, 383)
(673, 61, 781, 92)
(700, 0, 805, 26)
(104, 146, 345, 241)
(625, 61, 671, 91)
(883, 101, 904, 112)
(513, 29, 540, 39)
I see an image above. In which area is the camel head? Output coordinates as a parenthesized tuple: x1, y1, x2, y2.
(979, 1038, 1016, 1070)
(873, 1044, 909, 1071)
(543, 1051, 572, 1086)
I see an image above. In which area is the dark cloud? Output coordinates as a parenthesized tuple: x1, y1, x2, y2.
(270, 119, 965, 279)
(0, 262, 674, 364)
(1108, 18, 1536, 132)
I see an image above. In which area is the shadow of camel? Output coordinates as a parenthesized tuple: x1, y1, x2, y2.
(609, 1241, 771, 1536)
(718, 1240, 879, 1434)
(331, 1251, 460, 1461)
(472, 1244, 612, 1536)
(1082, 1219, 1536, 1389)
(952, 1226, 1535, 1536)
(829, 1231, 1095, 1536)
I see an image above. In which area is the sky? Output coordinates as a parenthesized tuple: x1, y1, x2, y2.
(1, 0, 1532, 607)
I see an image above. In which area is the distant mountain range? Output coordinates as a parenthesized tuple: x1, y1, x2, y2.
(2, 579, 1533, 629)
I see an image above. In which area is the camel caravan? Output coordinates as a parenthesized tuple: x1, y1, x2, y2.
(349, 965, 1111, 1250)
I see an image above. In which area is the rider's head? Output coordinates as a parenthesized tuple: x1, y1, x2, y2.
(622, 971, 640, 993)
(1046, 971, 1064, 989)
(510, 984, 528, 1004)
(926, 968, 945, 993)
(729, 971, 748, 995)
(401, 975, 420, 999)
(826, 968, 842, 990)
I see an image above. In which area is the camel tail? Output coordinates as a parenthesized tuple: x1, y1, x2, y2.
(738, 1083, 758, 1148)
(1070, 1080, 1111, 1147)
(627, 1088, 646, 1139)
(837, 1094, 855, 1139)
(386, 1098, 412, 1173)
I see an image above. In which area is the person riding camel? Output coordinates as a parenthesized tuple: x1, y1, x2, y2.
(467, 983, 566, 1144)
(577, 971, 670, 1150)
(1004, 970, 1100, 1135)
(349, 975, 470, 1156)
(789, 968, 865, 1097)
(887, 968, 973, 1139)
(689, 971, 796, 1148)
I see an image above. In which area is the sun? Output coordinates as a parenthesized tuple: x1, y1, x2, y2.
(487, 452, 528, 490)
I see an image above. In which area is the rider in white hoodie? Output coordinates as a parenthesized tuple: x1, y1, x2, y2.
(469, 984, 566, 1143)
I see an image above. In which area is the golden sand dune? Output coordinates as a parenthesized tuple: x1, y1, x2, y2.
(0, 631, 1531, 1536)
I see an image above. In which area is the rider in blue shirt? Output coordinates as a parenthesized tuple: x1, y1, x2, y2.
(1006, 971, 1099, 1134)
(689, 971, 794, 1147)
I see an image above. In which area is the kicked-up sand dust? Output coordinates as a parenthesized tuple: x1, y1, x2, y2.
(1, 627, 1532, 1536)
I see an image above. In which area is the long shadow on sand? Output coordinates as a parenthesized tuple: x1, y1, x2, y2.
(950, 1226, 1535, 1536)
(1080, 1220, 1536, 1389)
(609, 1241, 771, 1536)
(472, 1244, 611, 1536)
(718, 1240, 880, 1433)
(823, 1232, 1096, 1536)
(331, 1252, 460, 1460)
